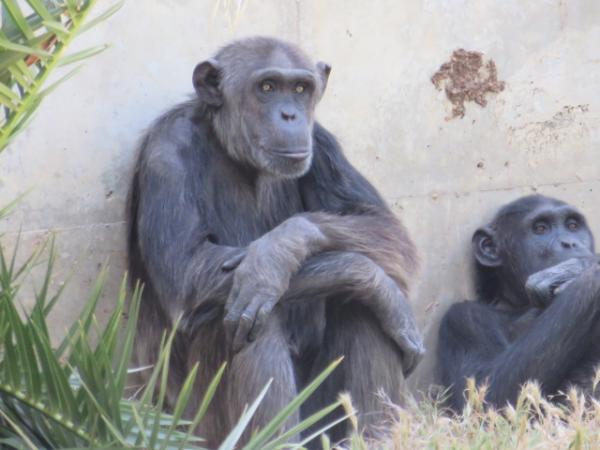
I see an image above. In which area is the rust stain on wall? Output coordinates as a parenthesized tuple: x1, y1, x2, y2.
(431, 49, 506, 120)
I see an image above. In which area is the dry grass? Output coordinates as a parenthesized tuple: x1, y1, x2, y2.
(326, 376, 600, 450)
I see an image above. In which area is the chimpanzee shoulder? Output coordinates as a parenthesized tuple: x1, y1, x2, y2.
(300, 122, 385, 213)
(439, 300, 511, 347)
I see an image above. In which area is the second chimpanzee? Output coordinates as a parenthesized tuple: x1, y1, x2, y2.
(438, 194, 600, 410)
(129, 37, 424, 446)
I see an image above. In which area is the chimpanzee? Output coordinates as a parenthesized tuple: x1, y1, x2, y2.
(437, 194, 600, 410)
(128, 36, 424, 446)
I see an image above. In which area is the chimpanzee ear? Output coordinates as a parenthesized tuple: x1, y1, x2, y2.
(316, 61, 331, 95)
(472, 226, 502, 267)
(193, 59, 223, 107)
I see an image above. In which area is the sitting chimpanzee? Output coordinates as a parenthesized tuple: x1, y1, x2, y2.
(129, 36, 424, 446)
(438, 194, 600, 410)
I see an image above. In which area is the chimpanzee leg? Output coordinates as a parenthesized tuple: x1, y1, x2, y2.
(186, 309, 298, 447)
(184, 319, 230, 448)
(558, 310, 600, 399)
(302, 301, 406, 445)
(227, 307, 299, 442)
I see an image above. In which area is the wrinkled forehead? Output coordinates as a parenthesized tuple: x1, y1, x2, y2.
(218, 42, 315, 88)
(522, 203, 581, 222)
(495, 197, 571, 228)
(267, 47, 312, 70)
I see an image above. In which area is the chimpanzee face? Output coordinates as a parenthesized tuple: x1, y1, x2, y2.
(192, 39, 330, 179)
(503, 199, 595, 279)
(473, 195, 595, 296)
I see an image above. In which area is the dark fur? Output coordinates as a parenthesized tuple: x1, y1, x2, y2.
(128, 37, 423, 447)
(437, 194, 600, 410)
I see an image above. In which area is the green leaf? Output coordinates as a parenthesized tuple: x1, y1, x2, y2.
(36, 65, 82, 97)
(64, 0, 81, 24)
(0, 82, 21, 102)
(0, 30, 54, 66)
(241, 357, 344, 450)
(191, 362, 227, 429)
(42, 19, 70, 39)
(0, 192, 28, 219)
(0, 409, 38, 450)
(113, 280, 142, 396)
(218, 379, 274, 450)
(24, 0, 56, 23)
(58, 44, 109, 67)
(293, 413, 353, 450)
(0, 91, 18, 110)
(0, 36, 52, 58)
(56, 266, 106, 358)
(3, 0, 35, 40)
(260, 401, 344, 450)
(8, 61, 36, 93)
(150, 324, 177, 448)
(0, 0, 122, 153)
(76, 1, 125, 35)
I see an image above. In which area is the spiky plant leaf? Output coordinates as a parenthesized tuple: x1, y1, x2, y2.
(0, 231, 344, 449)
(0, 0, 124, 152)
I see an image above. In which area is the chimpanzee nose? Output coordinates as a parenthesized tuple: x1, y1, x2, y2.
(281, 110, 296, 122)
(561, 240, 578, 249)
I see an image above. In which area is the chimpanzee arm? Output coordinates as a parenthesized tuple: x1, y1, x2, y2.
(298, 123, 417, 292)
(283, 251, 424, 375)
(437, 301, 510, 410)
(224, 123, 421, 356)
(230, 124, 416, 292)
(232, 250, 424, 372)
(526, 256, 599, 306)
(132, 136, 244, 326)
(440, 263, 600, 410)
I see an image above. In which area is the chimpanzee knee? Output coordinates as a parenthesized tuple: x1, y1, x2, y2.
(187, 312, 298, 447)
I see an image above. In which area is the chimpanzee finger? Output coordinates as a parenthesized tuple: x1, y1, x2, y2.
(402, 351, 417, 377)
(223, 286, 248, 344)
(222, 250, 247, 271)
(399, 333, 424, 377)
(404, 322, 425, 354)
(390, 323, 424, 377)
(224, 281, 241, 317)
(248, 299, 276, 342)
(232, 312, 255, 353)
(223, 312, 238, 345)
(232, 295, 265, 352)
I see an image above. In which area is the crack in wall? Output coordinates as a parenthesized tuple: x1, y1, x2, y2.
(1, 220, 126, 236)
(388, 177, 600, 203)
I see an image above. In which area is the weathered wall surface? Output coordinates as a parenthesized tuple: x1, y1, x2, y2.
(1, 0, 599, 393)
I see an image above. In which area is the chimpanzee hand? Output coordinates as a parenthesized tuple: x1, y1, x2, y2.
(223, 217, 326, 352)
(221, 248, 247, 271)
(222, 216, 324, 351)
(371, 275, 425, 376)
(223, 240, 289, 351)
(526, 256, 600, 307)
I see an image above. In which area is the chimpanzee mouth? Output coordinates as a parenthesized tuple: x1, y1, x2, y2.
(270, 148, 311, 160)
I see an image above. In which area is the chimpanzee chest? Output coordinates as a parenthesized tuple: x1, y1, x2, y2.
(204, 175, 305, 247)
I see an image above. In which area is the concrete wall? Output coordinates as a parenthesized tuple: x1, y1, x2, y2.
(1, 0, 599, 393)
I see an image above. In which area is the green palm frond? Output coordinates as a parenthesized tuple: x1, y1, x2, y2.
(0, 0, 123, 153)
(0, 232, 346, 448)
(0, 237, 204, 449)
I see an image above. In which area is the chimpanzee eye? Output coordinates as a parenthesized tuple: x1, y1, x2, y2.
(533, 222, 548, 235)
(295, 83, 306, 94)
(566, 219, 580, 231)
(261, 81, 274, 92)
